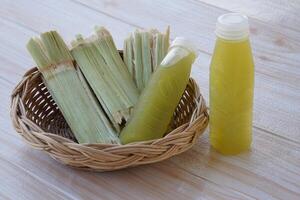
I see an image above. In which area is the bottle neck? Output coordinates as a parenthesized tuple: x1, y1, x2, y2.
(215, 29, 249, 41)
(216, 35, 249, 43)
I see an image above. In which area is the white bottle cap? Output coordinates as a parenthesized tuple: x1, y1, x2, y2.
(216, 13, 249, 40)
(169, 37, 198, 57)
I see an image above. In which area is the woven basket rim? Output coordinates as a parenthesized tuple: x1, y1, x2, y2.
(10, 67, 209, 171)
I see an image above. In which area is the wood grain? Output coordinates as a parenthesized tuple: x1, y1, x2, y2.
(2, 0, 298, 142)
(0, 123, 254, 200)
(0, 157, 73, 200)
(72, 0, 300, 141)
(0, 0, 299, 199)
(2, 0, 300, 145)
(197, 0, 300, 31)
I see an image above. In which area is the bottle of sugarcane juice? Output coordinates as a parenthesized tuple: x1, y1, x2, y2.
(210, 13, 254, 154)
(120, 37, 197, 144)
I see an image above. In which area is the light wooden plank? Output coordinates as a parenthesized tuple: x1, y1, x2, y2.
(197, 0, 300, 31)
(1, 0, 299, 142)
(0, 125, 254, 200)
(37, 0, 300, 140)
(0, 192, 12, 200)
(2, 0, 300, 82)
(0, 1, 299, 199)
(0, 0, 135, 48)
(0, 18, 256, 198)
(170, 128, 300, 200)
(2, 98, 300, 200)
(1, 60, 300, 199)
(72, 0, 300, 87)
(72, 0, 300, 81)
(69, 0, 300, 87)
(0, 157, 74, 200)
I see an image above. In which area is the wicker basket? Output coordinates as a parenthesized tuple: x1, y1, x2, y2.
(10, 67, 209, 171)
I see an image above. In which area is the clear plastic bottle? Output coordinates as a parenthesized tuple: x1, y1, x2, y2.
(210, 13, 255, 154)
(120, 37, 197, 144)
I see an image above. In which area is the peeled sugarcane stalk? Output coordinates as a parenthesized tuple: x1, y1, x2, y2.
(141, 31, 153, 87)
(71, 35, 120, 131)
(132, 30, 144, 91)
(131, 30, 153, 90)
(123, 35, 134, 79)
(27, 31, 119, 144)
(82, 27, 139, 123)
(152, 26, 170, 71)
(124, 27, 170, 91)
(71, 33, 136, 131)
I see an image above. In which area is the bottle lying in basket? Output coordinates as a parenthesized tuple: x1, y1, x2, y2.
(120, 37, 198, 144)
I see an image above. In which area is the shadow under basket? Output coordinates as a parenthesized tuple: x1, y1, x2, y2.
(11, 67, 209, 171)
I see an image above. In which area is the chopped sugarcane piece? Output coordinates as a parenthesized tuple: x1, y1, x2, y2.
(123, 35, 134, 79)
(71, 35, 125, 131)
(141, 31, 153, 87)
(133, 30, 144, 91)
(153, 32, 163, 69)
(91, 27, 139, 114)
(27, 31, 119, 144)
(72, 32, 142, 130)
(152, 26, 170, 70)
(124, 27, 170, 90)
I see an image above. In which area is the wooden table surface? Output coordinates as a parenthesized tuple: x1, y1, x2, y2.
(1, 0, 300, 199)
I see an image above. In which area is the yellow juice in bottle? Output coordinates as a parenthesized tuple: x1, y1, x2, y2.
(210, 13, 254, 154)
(120, 38, 197, 144)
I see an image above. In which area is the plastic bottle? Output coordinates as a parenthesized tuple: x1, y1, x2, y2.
(210, 13, 255, 154)
(120, 37, 197, 144)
